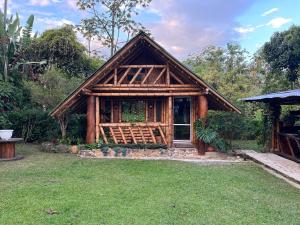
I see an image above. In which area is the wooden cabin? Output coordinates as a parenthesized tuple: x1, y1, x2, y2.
(243, 89, 300, 162)
(50, 32, 240, 153)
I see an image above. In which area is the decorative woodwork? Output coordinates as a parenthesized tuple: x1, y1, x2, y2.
(98, 122, 167, 145)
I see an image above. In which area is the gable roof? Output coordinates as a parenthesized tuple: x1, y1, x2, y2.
(50, 31, 240, 117)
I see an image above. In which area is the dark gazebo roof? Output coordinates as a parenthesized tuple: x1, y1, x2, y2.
(241, 89, 300, 105)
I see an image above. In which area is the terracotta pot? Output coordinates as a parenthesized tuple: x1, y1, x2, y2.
(207, 145, 216, 152)
(70, 145, 79, 154)
(155, 136, 162, 143)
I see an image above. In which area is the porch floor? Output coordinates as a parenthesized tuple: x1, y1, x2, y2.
(237, 150, 300, 184)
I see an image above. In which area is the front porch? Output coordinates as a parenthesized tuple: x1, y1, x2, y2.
(86, 94, 209, 150)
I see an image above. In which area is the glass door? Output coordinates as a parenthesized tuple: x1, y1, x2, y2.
(173, 97, 191, 141)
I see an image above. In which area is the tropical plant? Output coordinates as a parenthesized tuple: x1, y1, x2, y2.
(0, 11, 37, 81)
(194, 119, 228, 152)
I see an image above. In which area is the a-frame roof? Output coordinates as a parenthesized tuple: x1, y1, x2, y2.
(50, 32, 240, 117)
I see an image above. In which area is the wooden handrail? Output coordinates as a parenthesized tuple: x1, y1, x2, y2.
(99, 122, 168, 127)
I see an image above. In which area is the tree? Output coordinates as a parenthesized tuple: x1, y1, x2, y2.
(185, 43, 262, 105)
(24, 67, 83, 137)
(77, 0, 152, 57)
(25, 25, 103, 78)
(185, 43, 263, 143)
(262, 25, 300, 89)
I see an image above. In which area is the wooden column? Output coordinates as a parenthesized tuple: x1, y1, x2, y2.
(199, 95, 208, 123)
(95, 97, 100, 143)
(167, 96, 173, 147)
(270, 104, 281, 152)
(86, 95, 96, 144)
(198, 95, 208, 155)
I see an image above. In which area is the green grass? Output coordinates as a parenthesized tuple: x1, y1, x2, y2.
(232, 139, 265, 152)
(0, 144, 300, 225)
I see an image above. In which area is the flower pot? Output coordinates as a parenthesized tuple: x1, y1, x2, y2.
(207, 145, 216, 152)
(0, 130, 13, 140)
(155, 136, 162, 143)
(70, 145, 79, 154)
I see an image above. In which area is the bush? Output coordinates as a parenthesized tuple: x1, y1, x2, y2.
(7, 108, 60, 142)
(194, 119, 229, 152)
(101, 146, 110, 156)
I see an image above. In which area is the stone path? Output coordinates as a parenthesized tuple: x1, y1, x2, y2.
(237, 150, 300, 184)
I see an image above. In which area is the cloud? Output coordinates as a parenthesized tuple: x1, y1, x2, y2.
(234, 26, 255, 34)
(261, 7, 279, 16)
(29, 0, 60, 6)
(37, 17, 74, 29)
(67, 0, 78, 10)
(146, 0, 254, 59)
(266, 17, 292, 28)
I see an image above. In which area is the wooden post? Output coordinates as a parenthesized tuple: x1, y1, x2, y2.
(114, 68, 117, 85)
(95, 97, 100, 143)
(270, 104, 281, 152)
(199, 95, 208, 123)
(86, 95, 96, 144)
(166, 63, 170, 86)
(167, 96, 173, 147)
(198, 95, 208, 155)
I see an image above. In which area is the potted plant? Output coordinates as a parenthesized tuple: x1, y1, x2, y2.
(194, 120, 228, 153)
(70, 137, 80, 154)
(113, 147, 121, 157)
(0, 116, 13, 140)
(101, 146, 110, 156)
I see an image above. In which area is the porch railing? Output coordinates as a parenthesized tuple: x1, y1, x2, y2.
(98, 122, 168, 145)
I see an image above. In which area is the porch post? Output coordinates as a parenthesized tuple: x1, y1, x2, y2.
(270, 104, 281, 152)
(167, 96, 173, 147)
(95, 97, 100, 143)
(86, 95, 96, 144)
(198, 95, 208, 154)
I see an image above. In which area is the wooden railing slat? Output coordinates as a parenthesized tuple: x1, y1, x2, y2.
(118, 126, 127, 144)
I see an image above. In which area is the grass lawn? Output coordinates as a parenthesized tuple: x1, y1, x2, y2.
(232, 139, 264, 152)
(0, 144, 300, 225)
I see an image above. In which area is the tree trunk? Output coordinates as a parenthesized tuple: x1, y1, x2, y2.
(58, 114, 68, 139)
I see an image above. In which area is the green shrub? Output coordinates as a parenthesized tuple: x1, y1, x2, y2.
(101, 146, 110, 156)
(194, 119, 229, 152)
(121, 148, 127, 157)
(113, 147, 121, 156)
(7, 108, 60, 142)
(84, 143, 98, 150)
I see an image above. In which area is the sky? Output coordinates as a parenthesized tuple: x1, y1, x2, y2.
(1, 0, 299, 59)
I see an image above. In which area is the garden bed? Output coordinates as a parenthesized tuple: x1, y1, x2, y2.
(79, 148, 237, 160)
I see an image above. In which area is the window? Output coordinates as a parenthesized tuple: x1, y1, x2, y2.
(121, 100, 145, 122)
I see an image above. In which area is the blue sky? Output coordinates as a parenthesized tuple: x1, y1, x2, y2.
(1, 0, 299, 59)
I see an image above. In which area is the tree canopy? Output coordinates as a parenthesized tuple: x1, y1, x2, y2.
(77, 0, 152, 56)
(25, 25, 103, 78)
(263, 25, 300, 89)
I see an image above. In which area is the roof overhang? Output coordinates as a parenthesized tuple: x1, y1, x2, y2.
(241, 89, 300, 105)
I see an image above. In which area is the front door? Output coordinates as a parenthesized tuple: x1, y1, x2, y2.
(173, 97, 191, 141)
